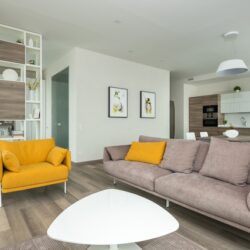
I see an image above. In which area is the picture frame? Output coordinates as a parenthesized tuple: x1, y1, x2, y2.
(140, 91, 156, 118)
(108, 87, 128, 118)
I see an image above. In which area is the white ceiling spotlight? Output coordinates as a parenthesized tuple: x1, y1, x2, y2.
(216, 31, 248, 76)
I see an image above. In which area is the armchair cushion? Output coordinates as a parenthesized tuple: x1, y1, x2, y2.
(2, 162, 68, 191)
(47, 146, 67, 166)
(2, 150, 20, 172)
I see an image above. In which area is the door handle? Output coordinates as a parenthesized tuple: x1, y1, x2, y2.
(57, 122, 62, 127)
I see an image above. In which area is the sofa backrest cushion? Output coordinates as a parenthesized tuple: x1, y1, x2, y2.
(106, 145, 131, 161)
(160, 140, 200, 173)
(200, 137, 250, 186)
(139, 135, 169, 143)
(0, 139, 55, 165)
(193, 141, 210, 172)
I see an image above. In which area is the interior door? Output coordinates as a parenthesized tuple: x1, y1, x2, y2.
(51, 68, 69, 148)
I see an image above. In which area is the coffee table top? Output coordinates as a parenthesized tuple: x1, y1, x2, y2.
(47, 189, 179, 245)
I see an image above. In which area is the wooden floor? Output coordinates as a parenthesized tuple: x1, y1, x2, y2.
(0, 163, 250, 249)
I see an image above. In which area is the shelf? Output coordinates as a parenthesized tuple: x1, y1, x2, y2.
(26, 100, 40, 104)
(0, 136, 24, 141)
(26, 119, 40, 121)
(0, 59, 25, 69)
(26, 64, 40, 68)
(0, 79, 25, 84)
(26, 45, 40, 51)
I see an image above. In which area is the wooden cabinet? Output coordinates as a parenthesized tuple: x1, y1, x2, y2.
(0, 81, 25, 119)
(0, 40, 25, 64)
(221, 91, 250, 113)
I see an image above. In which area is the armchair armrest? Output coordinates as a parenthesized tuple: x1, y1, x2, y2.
(0, 153, 2, 183)
(103, 145, 130, 162)
(63, 150, 71, 171)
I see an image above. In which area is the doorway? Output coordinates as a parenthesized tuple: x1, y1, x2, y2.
(51, 67, 69, 148)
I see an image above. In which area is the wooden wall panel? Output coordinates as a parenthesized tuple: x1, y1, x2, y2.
(0, 81, 25, 119)
(0, 40, 25, 64)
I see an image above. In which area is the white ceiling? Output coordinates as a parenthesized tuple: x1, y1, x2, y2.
(1, 0, 250, 79)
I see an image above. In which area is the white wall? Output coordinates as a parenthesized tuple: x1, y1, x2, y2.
(183, 77, 250, 136)
(46, 47, 170, 162)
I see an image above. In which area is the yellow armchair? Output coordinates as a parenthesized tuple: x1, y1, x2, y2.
(0, 138, 71, 207)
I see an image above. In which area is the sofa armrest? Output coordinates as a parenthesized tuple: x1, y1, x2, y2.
(247, 192, 250, 211)
(103, 145, 131, 162)
(63, 150, 71, 171)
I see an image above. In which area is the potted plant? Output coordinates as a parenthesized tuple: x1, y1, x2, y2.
(27, 79, 40, 101)
(233, 86, 241, 92)
(223, 119, 228, 125)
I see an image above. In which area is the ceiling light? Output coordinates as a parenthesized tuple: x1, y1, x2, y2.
(216, 31, 248, 76)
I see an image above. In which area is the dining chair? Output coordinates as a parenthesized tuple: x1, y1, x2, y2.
(186, 132, 196, 140)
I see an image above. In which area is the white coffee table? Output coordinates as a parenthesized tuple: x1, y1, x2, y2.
(47, 189, 179, 250)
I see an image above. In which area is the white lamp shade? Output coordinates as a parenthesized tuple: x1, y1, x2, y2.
(216, 59, 248, 76)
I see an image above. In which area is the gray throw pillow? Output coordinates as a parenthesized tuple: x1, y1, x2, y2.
(200, 137, 250, 186)
(160, 140, 200, 173)
(106, 145, 130, 161)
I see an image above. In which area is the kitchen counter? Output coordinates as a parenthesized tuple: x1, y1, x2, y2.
(198, 135, 250, 143)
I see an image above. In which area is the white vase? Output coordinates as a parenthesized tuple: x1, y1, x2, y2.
(29, 90, 36, 101)
(28, 38, 34, 47)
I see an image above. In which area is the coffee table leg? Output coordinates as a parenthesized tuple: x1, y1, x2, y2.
(109, 245, 118, 250)
(88, 243, 142, 250)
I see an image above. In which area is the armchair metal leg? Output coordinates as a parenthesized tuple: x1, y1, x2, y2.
(113, 178, 117, 185)
(0, 184, 2, 207)
(64, 182, 67, 194)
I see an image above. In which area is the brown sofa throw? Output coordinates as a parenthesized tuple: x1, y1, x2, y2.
(160, 140, 200, 173)
(200, 137, 250, 186)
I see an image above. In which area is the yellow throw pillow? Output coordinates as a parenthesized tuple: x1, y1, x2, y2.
(125, 141, 166, 165)
(47, 147, 67, 166)
(2, 150, 21, 172)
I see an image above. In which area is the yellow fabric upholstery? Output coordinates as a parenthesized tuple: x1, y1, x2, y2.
(47, 146, 67, 166)
(125, 141, 166, 165)
(2, 150, 20, 172)
(0, 153, 3, 183)
(0, 139, 71, 195)
(0, 139, 55, 165)
(2, 162, 68, 191)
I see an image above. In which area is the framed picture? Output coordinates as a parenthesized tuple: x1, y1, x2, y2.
(108, 87, 128, 118)
(140, 91, 156, 118)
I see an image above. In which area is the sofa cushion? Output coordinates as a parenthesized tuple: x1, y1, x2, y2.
(106, 145, 130, 161)
(2, 150, 20, 172)
(160, 140, 200, 173)
(47, 147, 67, 166)
(139, 135, 168, 143)
(104, 160, 171, 191)
(155, 173, 250, 228)
(2, 162, 68, 190)
(0, 139, 55, 165)
(125, 142, 166, 165)
(193, 141, 210, 172)
(200, 137, 250, 186)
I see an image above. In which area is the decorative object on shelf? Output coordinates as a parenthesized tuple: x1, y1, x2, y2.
(140, 91, 156, 118)
(240, 116, 247, 127)
(223, 119, 228, 125)
(233, 86, 241, 92)
(216, 31, 248, 76)
(28, 38, 34, 47)
(33, 107, 40, 119)
(27, 79, 39, 101)
(2, 69, 18, 81)
(16, 39, 23, 44)
(108, 87, 128, 118)
(28, 59, 35, 65)
(223, 129, 239, 138)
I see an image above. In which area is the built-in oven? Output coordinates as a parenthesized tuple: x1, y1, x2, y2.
(203, 105, 218, 127)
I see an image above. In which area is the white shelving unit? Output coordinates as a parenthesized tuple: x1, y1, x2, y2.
(0, 24, 43, 141)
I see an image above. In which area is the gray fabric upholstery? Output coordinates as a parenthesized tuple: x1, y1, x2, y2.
(155, 173, 250, 228)
(105, 145, 130, 161)
(139, 135, 169, 142)
(247, 170, 250, 184)
(160, 140, 200, 173)
(104, 160, 171, 191)
(200, 137, 250, 186)
(193, 141, 209, 172)
(247, 192, 250, 211)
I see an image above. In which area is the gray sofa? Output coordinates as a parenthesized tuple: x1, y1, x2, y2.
(103, 135, 250, 233)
